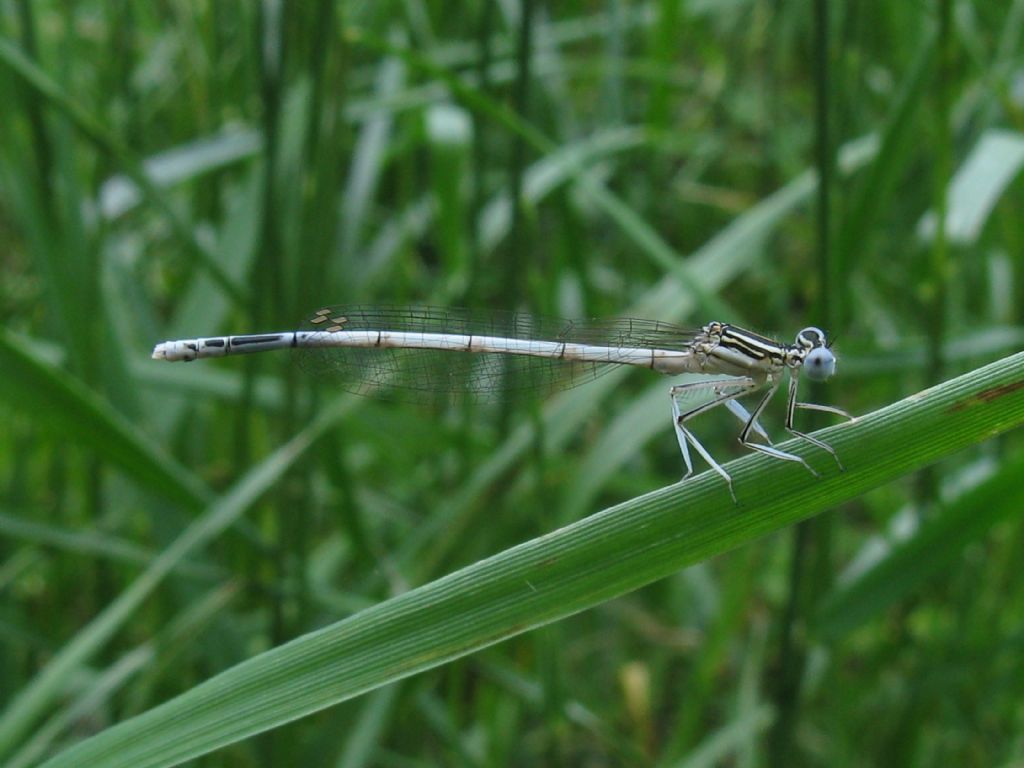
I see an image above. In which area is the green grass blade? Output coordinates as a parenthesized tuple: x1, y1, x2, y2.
(0, 397, 351, 758)
(0, 510, 222, 581)
(835, 30, 934, 301)
(0, 330, 211, 510)
(99, 130, 262, 220)
(0, 36, 245, 303)
(41, 351, 1024, 768)
(815, 447, 1024, 640)
(922, 128, 1024, 245)
(348, 29, 729, 318)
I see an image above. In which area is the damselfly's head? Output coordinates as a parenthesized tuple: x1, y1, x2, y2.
(795, 326, 836, 381)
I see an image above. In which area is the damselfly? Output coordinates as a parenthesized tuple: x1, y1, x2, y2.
(152, 306, 854, 500)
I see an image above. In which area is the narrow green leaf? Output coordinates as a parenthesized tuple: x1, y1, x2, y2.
(0, 398, 351, 757)
(836, 30, 934, 289)
(815, 447, 1024, 640)
(347, 29, 728, 317)
(672, 705, 773, 768)
(0, 510, 221, 580)
(99, 130, 262, 220)
(918, 129, 1024, 245)
(0, 36, 245, 303)
(0, 330, 210, 510)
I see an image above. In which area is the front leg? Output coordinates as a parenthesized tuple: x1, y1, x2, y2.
(784, 372, 850, 470)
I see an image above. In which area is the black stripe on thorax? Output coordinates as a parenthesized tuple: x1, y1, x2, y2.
(719, 326, 787, 361)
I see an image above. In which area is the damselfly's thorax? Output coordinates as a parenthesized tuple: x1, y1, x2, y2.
(691, 321, 790, 377)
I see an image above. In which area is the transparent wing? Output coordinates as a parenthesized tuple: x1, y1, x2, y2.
(297, 305, 698, 402)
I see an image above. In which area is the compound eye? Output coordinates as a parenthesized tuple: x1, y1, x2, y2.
(804, 347, 836, 381)
(797, 326, 826, 349)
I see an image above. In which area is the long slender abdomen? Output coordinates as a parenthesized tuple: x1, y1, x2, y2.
(296, 330, 692, 370)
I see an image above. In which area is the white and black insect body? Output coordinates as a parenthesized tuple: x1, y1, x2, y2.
(153, 307, 854, 501)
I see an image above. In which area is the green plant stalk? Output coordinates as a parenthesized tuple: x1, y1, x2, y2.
(0, 330, 211, 510)
(0, 399, 354, 758)
(815, 445, 1024, 640)
(769, 0, 835, 760)
(0, 37, 244, 303)
(348, 28, 732, 320)
(42, 351, 1024, 768)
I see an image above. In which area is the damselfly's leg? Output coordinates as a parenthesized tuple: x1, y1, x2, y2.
(783, 373, 852, 470)
(736, 379, 819, 477)
(723, 399, 771, 443)
(670, 378, 761, 502)
(795, 401, 856, 420)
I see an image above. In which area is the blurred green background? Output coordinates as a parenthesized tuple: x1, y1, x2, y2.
(2, 1, 1024, 766)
